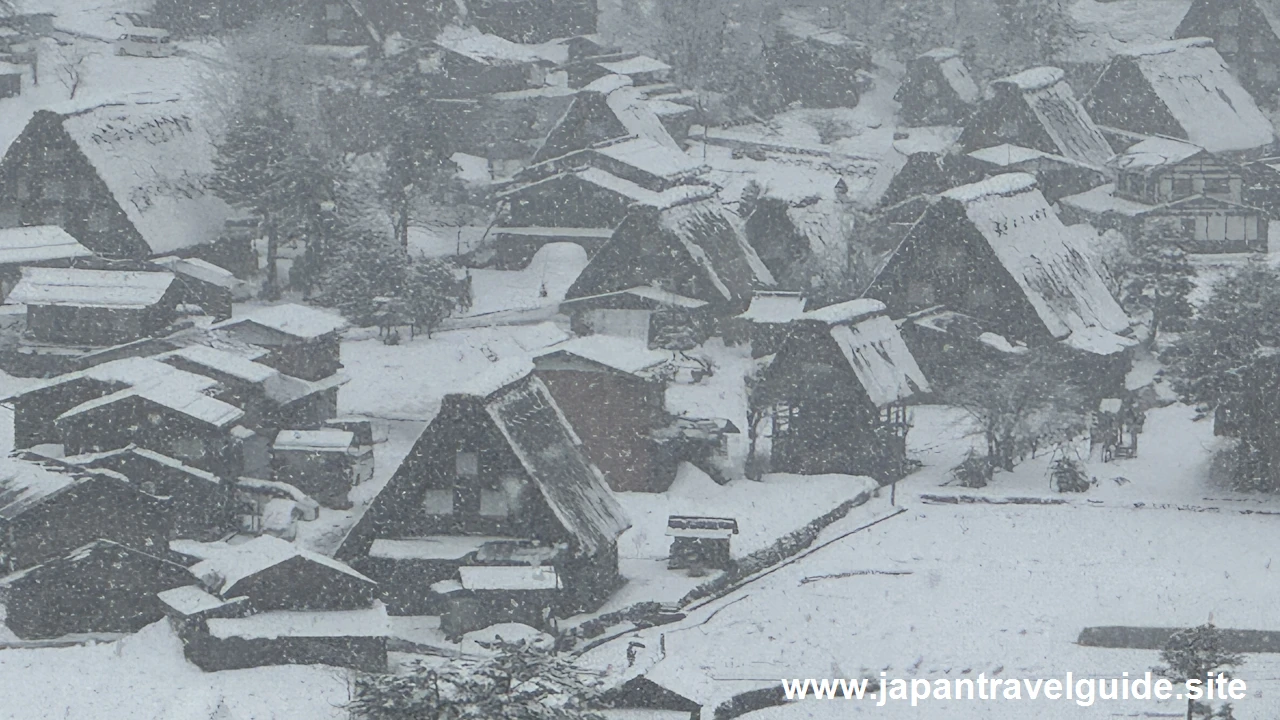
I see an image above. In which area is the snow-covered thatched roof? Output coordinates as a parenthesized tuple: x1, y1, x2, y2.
(918, 47, 980, 104)
(1099, 38, 1275, 153)
(60, 101, 234, 255)
(485, 375, 630, 556)
(940, 173, 1132, 343)
(828, 315, 930, 408)
(992, 67, 1114, 166)
(6, 267, 174, 309)
(0, 226, 93, 266)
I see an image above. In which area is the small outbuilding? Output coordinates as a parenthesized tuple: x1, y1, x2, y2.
(436, 564, 562, 638)
(0, 226, 93, 299)
(0, 539, 192, 639)
(6, 267, 179, 346)
(152, 255, 240, 320)
(213, 304, 348, 381)
(272, 429, 361, 509)
(666, 515, 738, 571)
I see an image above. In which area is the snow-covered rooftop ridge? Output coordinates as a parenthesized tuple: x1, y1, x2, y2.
(434, 24, 568, 65)
(597, 55, 670, 75)
(449, 357, 536, 399)
(996, 66, 1066, 91)
(6, 267, 174, 309)
(802, 298, 887, 325)
(0, 226, 93, 265)
(1110, 136, 1205, 170)
(156, 584, 242, 616)
(217, 303, 348, 340)
(58, 380, 246, 428)
(151, 256, 239, 289)
(737, 291, 807, 323)
(1120, 36, 1215, 57)
(273, 429, 355, 452)
(592, 136, 700, 178)
(60, 101, 234, 255)
(161, 344, 279, 384)
(581, 72, 633, 94)
(941, 172, 1039, 203)
(0, 454, 81, 521)
(6, 355, 219, 401)
(63, 444, 221, 485)
(206, 603, 389, 640)
(918, 47, 961, 60)
(536, 334, 673, 375)
(190, 535, 373, 597)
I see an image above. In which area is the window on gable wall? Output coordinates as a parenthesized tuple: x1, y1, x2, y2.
(422, 489, 454, 515)
(1173, 177, 1194, 198)
(1222, 9, 1240, 26)
(1219, 34, 1239, 53)
(455, 451, 478, 477)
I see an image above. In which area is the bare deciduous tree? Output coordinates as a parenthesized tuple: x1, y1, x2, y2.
(52, 42, 89, 99)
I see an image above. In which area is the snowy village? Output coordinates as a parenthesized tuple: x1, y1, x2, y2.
(4, 0, 1280, 718)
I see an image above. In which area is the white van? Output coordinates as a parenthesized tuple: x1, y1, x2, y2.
(115, 27, 175, 58)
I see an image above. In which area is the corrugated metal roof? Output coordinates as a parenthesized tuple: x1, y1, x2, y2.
(7, 267, 174, 308)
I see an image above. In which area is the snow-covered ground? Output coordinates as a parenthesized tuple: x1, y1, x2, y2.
(0, 622, 352, 720)
(598, 465, 878, 613)
(581, 488, 1280, 718)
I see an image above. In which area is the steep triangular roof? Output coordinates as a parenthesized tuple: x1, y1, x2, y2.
(937, 173, 1131, 340)
(992, 67, 1114, 166)
(484, 375, 629, 556)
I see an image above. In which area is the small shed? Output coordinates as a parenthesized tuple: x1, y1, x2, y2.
(0, 226, 93, 298)
(6, 267, 180, 346)
(213, 304, 348, 381)
(666, 516, 738, 571)
(437, 564, 562, 638)
(272, 429, 361, 509)
(0, 539, 191, 639)
(63, 445, 230, 541)
(151, 255, 240, 320)
(190, 604, 389, 672)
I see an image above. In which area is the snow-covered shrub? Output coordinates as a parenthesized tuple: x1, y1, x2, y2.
(950, 450, 991, 489)
(1050, 456, 1090, 493)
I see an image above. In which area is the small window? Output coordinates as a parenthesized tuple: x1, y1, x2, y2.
(455, 451, 478, 477)
(1205, 178, 1231, 194)
(1221, 9, 1240, 26)
(479, 489, 510, 517)
(422, 489, 454, 515)
(1181, 217, 1197, 236)
(1219, 34, 1239, 53)
(1173, 177, 1194, 198)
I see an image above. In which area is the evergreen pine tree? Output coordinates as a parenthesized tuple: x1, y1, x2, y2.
(1124, 223, 1196, 343)
(211, 99, 336, 299)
